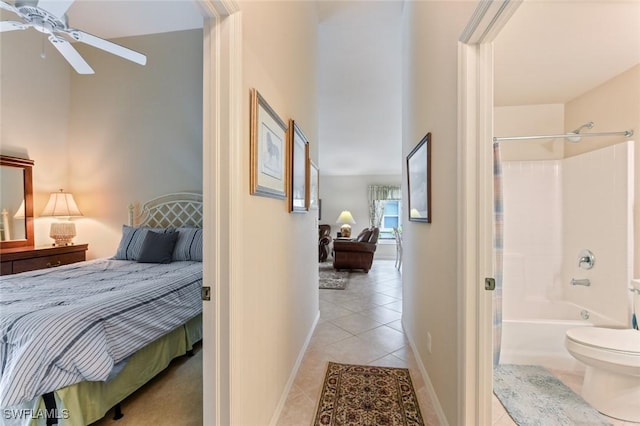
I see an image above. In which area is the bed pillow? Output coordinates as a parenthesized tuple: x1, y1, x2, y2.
(137, 231, 179, 264)
(114, 225, 175, 261)
(172, 227, 203, 262)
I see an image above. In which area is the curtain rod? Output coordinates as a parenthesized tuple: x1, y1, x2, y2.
(493, 129, 634, 142)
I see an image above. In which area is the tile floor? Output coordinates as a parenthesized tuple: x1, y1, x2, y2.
(277, 259, 640, 426)
(277, 260, 441, 425)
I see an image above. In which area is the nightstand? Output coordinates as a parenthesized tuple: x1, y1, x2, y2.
(0, 244, 88, 276)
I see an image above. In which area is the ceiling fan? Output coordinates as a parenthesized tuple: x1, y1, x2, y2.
(0, 0, 146, 74)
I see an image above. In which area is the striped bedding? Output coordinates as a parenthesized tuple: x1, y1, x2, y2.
(0, 259, 202, 409)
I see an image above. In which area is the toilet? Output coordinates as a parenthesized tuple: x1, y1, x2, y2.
(565, 326, 640, 422)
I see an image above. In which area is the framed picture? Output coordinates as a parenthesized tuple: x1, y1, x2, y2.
(250, 89, 287, 199)
(407, 132, 431, 223)
(288, 120, 309, 212)
(308, 160, 319, 210)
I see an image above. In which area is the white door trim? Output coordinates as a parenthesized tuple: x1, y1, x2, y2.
(457, 1, 521, 424)
(200, 1, 241, 424)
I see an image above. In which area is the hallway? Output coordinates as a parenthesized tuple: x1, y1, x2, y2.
(277, 260, 441, 425)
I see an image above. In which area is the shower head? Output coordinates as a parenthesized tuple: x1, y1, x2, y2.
(567, 121, 595, 143)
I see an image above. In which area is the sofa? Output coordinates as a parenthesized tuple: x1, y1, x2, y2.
(332, 227, 379, 272)
(319, 224, 332, 262)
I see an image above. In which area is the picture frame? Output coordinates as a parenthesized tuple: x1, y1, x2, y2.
(288, 120, 309, 213)
(406, 132, 431, 223)
(308, 160, 319, 211)
(250, 88, 288, 199)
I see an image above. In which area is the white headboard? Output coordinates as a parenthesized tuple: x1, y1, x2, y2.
(128, 192, 203, 228)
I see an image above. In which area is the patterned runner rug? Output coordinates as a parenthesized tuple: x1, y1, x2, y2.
(313, 362, 424, 426)
(319, 262, 349, 290)
(494, 364, 611, 426)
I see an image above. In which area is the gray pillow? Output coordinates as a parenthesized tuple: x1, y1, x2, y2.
(172, 227, 203, 262)
(137, 231, 179, 264)
(114, 225, 174, 260)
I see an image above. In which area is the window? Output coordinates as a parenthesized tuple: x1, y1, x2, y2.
(379, 200, 401, 239)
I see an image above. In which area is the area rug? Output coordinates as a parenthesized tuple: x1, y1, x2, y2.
(313, 362, 424, 426)
(494, 364, 611, 426)
(319, 262, 349, 290)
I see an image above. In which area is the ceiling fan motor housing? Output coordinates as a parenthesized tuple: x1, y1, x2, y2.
(14, 2, 68, 34)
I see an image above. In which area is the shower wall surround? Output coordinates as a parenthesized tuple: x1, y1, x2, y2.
(502, 141, 634, 327)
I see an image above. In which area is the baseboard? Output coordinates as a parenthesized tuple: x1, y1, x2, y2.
(402, 316, 450, 426)
(268, 309, 321, 426)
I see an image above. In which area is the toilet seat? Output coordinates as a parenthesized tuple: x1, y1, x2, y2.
(566, 327, 640, 355)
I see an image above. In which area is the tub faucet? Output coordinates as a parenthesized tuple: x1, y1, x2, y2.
(571, 278, 591, 286)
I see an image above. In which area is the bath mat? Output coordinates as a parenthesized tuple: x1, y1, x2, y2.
(494, 364, 612, 426)
(314, 362, 424, 425)
(319, 263, 349, 290)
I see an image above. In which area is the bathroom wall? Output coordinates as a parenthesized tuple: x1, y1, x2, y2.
(562, 141, 634, 326)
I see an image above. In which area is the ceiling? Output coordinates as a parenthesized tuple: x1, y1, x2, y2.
(3, 1, 638, 176)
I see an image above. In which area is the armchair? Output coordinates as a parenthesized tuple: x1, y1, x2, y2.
(319, 224, 332, 262)
(333, 227, 379, 272)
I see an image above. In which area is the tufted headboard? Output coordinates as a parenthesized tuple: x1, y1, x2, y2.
(128, 192, 203, 228)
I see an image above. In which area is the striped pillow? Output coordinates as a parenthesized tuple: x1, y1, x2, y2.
(114, 225, 175, 261)
(172, 227, 203, 262)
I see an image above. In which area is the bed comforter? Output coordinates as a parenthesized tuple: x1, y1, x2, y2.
(0, 259, 202, 409)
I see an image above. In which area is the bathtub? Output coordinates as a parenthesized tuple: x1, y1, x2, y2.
(499, 301, 622, 372)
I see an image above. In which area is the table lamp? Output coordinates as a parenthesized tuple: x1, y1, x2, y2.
(41, 189, 83, 246)
(336, 210, 356, 238)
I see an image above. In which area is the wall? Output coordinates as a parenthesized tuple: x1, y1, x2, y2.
(402, 2, 476, 424)
(68, 30, 203, 258)
(494, 104, 565, 160)
(0, 29, 72, 245)
(1, 29, 204, 258)
(564, 64, 640, 277)
(320, 174, 401, 259)
(238, 1, 319, 424)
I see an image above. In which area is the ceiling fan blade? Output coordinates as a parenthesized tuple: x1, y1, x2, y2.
(0, 21, 27, 32)
(66, 29, 147, 66)
(48, 35, 94, 74)
(36, 0, 74, 18)
(0, 1, 17, 14)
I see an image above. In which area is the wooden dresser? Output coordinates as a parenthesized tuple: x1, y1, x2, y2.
(0, 244, 88, 276)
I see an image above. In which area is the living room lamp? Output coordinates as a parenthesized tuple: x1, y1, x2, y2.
(41, 189, 83, 246)
(336, 210, 356, 238)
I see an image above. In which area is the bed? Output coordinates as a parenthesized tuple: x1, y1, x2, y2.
(0, 192, 203, 426)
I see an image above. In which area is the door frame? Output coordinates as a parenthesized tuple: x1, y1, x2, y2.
(199, 0, 241, 424)
(457, 1, 521, 424)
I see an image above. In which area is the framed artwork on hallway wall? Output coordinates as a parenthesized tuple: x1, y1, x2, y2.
(250, 88, 287, 200)
(308, 160, 319, 211)
(407, 132, 431, 223)
(288, 120, 309, 212)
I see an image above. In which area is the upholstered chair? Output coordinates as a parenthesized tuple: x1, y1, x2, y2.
(332, 227, 379, 272)
(319, 224, 332, 262)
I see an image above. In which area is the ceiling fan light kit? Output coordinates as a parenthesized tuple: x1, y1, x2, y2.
(0, 0, 147, 74)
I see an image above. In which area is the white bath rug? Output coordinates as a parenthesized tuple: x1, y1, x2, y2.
(494, 364, 612, 426)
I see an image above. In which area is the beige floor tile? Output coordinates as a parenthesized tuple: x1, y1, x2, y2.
(358, 324, 407, 353)
(329, 311, 383, 334)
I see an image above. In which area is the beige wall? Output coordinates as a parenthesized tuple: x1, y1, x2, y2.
(0, 29, 203, 258)
(565, 64, 640, 276)
(402, 2, 476, 424)
(238, 1, 319, 424)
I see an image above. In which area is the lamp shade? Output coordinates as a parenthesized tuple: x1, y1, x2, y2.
(41, 189, 83, 217)
(335, 210, 356, 225)
(13, 200, 25, 219)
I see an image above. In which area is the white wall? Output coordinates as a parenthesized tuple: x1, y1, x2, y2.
(238, 2, 319, 424)
(402, 2, 476, 424)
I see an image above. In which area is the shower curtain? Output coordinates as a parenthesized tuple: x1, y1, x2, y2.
(493, 142, 504, 366)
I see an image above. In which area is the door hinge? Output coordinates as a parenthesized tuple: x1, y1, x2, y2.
(201, 286, 211, 301)
(485, 277, 496, 291)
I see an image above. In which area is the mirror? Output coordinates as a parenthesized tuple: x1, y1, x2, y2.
(0, 155, 34, 249)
